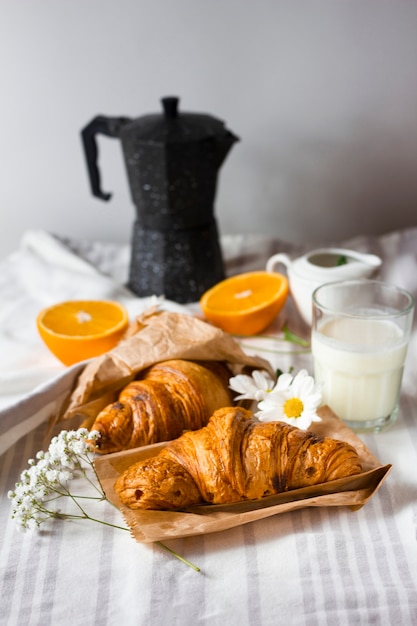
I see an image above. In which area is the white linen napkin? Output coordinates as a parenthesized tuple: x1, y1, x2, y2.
(0, 229, 189, 412)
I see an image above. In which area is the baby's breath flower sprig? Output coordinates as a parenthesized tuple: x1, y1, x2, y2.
(8, 429, 124, 532)
(229, 368, 322, 430)
(8, 429, 200, 572)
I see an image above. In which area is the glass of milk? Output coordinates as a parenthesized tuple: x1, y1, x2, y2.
(311, 279, 414, 432)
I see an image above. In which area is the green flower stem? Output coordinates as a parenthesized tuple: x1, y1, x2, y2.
(282, 325, 310, 347)
(84, 456, 109, 496)
(78, 463, 105, 496)
(56, 494, 105, 501)
(73, 513, 130, 532)
(58, 484, 92, 518)
(156, 541, 200, 572)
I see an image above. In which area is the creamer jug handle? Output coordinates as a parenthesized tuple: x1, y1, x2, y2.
(266, 253, 291, 273)
(81, 115, 131, 201)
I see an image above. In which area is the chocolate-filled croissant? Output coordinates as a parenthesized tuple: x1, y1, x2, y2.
(114, 406, 363, 510)
(90, 359, 234, 454)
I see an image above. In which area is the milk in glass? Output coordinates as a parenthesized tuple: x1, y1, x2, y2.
(312, 317, 407, 423)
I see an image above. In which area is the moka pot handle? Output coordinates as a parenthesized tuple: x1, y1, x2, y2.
(80, 115, 131, 201)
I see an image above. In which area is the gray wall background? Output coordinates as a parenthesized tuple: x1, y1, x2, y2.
(1, 0, 416, 260)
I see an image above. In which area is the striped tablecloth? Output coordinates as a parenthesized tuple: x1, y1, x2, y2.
(1, 228, 417, 625)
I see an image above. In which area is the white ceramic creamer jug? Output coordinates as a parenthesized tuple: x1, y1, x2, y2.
(266, 248, 382, 325)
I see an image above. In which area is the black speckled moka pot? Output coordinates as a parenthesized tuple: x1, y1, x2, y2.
(81, 97, 239, 302)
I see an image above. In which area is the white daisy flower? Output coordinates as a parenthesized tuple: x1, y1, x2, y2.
(229, 369, 276, 401)
(256, 369, 322, 430)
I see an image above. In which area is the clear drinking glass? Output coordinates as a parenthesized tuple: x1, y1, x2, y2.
(311, 279, 414, 433)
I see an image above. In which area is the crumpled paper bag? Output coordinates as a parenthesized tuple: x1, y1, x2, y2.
(94, 406, 391, 543)
(52, 308, 272, 431)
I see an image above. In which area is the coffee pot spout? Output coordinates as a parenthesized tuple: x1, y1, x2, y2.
(216, 129, 240, 169)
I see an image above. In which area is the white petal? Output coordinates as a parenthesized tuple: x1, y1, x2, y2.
(275, 372, 293, 391)
(229, 374, 257, 395)
(303, 394, 322, 412)
(252, 370, 275, 391)
(290, 369, 310, 396)
(257, 390, 286, 412)
(310, 413, 322, 423)
(256, 407, 282, 422)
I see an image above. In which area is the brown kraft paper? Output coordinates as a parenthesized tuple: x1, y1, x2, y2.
(94, 405, 392, 543)
(51, 308, 273, 431)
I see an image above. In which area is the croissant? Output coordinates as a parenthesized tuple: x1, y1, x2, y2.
(90, 359, 234, 454)
(114, 406, 363, 510)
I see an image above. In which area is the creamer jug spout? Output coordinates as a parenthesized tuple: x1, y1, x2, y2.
(358, 252, 383, 269)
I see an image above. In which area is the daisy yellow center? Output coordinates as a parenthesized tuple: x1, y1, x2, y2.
(283, 397, 304, 418)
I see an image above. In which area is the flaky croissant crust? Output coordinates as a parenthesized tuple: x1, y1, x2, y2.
(114, 406, 363, 510)
(90, 359, 233, 454)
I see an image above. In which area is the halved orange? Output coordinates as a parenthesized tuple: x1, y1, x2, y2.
(199, 271, 289, 336)
(36, 300, 129, 366)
